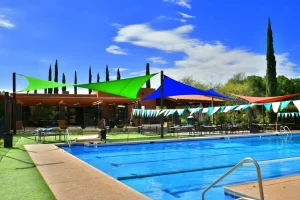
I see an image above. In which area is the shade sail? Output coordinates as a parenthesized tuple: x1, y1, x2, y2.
(143, 75, 232, 100)
(77, 73, 157, 99)
(205, 88, 233, 99)
(18, 74, 72, 92)
(231, 93, 300, 103)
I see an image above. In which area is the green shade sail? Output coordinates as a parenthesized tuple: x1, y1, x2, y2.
(18, 73, 157, 99)
(77, 73, 157, 99)
(18, 74, 72, 92)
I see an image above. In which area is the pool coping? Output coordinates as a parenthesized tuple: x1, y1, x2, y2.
(224, 174, 300, 200)
(24, 144, 150, 200)
(57, 131, 299, 147)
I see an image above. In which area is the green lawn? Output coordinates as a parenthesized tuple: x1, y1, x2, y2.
(0, 134, 80, 200)
(106, 132, 192, 143)
(0, 132, 193, 200)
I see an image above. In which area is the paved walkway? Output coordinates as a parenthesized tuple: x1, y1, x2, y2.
(225, 175, 300, 200)
(25, 144, 149, 200)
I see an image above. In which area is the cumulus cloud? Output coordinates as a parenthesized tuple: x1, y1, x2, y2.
(113, 23, 298, 88)
(163, 0, 192, 9)
(148, 57, 167, 64)
(0, 14, 14, 29)
(177, 12, 195, 18)
(106, 45, 128, 55)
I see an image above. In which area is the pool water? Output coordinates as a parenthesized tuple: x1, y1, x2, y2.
(63, 134, 300, 199)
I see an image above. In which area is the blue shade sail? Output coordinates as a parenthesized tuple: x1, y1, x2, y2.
(143, 75, 232, 100)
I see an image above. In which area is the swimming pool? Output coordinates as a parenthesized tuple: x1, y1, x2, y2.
(63, 134, 300, 199)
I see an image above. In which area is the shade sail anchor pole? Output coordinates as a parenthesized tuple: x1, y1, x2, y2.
(12, 72, 16, 135)
(160, 71, 164, 138)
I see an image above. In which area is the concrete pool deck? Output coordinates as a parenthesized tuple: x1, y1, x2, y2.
(24, 144, 150, 200)
(225, 175, 300, 200)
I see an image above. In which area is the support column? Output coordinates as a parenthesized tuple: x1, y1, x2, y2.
(12, 72, 16, 134)
(58, 104, 66, 128)
(248, 107, 253, 133)
(4, 92, 13, 148)
(160, 71, 164, 138)
(16, 104, 23, 130)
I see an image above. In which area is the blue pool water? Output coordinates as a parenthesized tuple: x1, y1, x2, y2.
(63, 134, 300, 199)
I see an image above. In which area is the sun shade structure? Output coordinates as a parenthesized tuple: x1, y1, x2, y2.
(143, 75, 232, 100)
(205, 88, 233, 99)
(77, 73, 156, 99)
(231, 93, 300, 103)
(18, 74, 72, 92)
(18, 73, 157, 99)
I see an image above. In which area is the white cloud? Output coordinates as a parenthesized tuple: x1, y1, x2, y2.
(156, 15, 187, 23)
(148, 57, 167, 64)
(113, 68, 128, 72)
(0, 14, 15, 29)
(129, 70, 145, 75)
(177, 12, 195, 18)
(113, 23, 298, 88)
(163, 0, 192, 9)
(106, 45, 128, 55)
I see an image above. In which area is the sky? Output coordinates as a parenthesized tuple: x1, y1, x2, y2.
(1, 0, 300, 93)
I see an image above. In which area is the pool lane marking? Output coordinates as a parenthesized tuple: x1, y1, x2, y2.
(108, 145, 298, 167)
(116, 155, 300, 180)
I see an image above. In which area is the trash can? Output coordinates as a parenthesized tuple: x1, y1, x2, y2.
(250, 124, 259, 133)
(4, 134, 13, 148)
(100, 129, 107, 143)
(187, 116, 195, 125)
(109, 120, 115, 129)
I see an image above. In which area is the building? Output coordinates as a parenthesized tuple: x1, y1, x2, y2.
(0, 89, 223, 130)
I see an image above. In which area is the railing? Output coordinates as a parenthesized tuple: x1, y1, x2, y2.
(201, 157, 264, 200)
(280, 126, 291, 133)
(65, 129, 71, 147)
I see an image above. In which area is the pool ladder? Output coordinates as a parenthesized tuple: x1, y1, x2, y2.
(280, 126, 291, 133)
(66, 129, 72, 147)
(202, 157, 264, 200)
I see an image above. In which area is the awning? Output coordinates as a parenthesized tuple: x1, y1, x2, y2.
(143, 75, 232, 100)
(231, 93, 300, 103)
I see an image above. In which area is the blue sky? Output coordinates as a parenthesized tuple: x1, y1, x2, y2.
(1, 0, 300, 93)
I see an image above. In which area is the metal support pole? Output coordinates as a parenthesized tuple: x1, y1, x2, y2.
(211, 97, 214, 124)
(248, 107, 253, 133)
(160, 71, 164, 138)
(4, 92, 10, 134)
(4, 92, 13, 148)
(12, 72, 16, 134)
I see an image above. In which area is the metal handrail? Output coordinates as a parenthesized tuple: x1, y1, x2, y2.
(284, 126, 291, 133)
(280, 126, 291, 133)
(66, 129, 71, 147)
(201, 157, 264, 200)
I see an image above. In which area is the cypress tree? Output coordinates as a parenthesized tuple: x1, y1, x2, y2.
(97, 73, 100, 83)
(48, 65, 53, 94)
(62, 73, 66, 92)
(54, 59, 59, 94)
(89, 66, 92, 94)
(106, 65, 109, 81)
(74, 71, 77, 95)
(146, 63, 151, 88)
(266, 18, 277, 96)
(117, 68, 121, 80)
